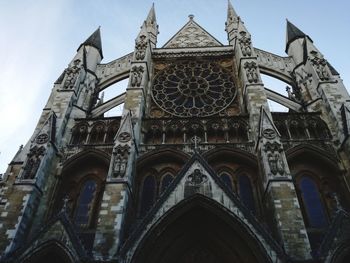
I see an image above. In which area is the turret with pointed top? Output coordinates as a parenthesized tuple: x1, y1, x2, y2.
(285, 20, 312, 54)
(74, 27, 103, 72)
(225, 0, 239, 44)
(144, 3, 159, 47)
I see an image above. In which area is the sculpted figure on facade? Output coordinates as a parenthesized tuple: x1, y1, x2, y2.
(239, 31, 252, 57)
(135, 35, 148, 60)
(64, 59, 81, 89)
(310, 51, 330, 81)
(244, 61, 258, 83)
(21, 146, 46, 180)
(113, 145, 130, 178)
(264, 141, 285, 176)
(130, 66, 144, 87)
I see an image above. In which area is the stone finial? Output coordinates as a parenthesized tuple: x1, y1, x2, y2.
(188, 14, 194, 20)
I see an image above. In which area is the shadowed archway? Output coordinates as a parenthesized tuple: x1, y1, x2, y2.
(21, 241, 75, 263)
(130, 195, 275, 263)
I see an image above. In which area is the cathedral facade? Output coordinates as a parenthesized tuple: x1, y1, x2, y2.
(1, 2, 350, 262)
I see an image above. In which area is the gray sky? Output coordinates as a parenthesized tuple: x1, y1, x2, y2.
(1, 0, 349, 172)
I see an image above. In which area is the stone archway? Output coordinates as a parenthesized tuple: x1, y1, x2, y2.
(130, 196, 274, 263)
(21, 241, 75, 263)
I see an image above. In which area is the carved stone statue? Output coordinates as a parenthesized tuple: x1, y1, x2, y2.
(244, 61, 258, 83)
(130, 66, 144, 87)
(64, 59, 81, 89)
(239, 31, 252, 57)
(268, 152, 285, 175)
(310, 51, 330, 81)
(135, 35, 147, 60)
(113, 145, 130, 178)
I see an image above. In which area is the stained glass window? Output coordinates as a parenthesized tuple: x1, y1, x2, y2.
(75, 180, 97, 227)
(239, 175, 255, 213)
(140, 176, 156, 217)
(300, 177, 328, 228)
(220, 173, 233, 191)
(161, 174, 174, 193)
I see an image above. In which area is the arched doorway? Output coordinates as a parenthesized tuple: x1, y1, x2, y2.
(22, 242, 74, 263)
(130, 196, 273, 263)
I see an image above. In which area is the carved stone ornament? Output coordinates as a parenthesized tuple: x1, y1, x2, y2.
(135, 35, 147, 60)
(187, 169, 208, 185)
(130, 66, 144, 87)
(264, 142, 285, 176)
(152, 60, 237, 117)
(262, 128, 276, 139)
(36, 133, 49, 144)
(239, 31, 252, 57)
(113, 145, 130, 178)
(63, 59, 81, 89)
(267, 152, 285, 175)
(264, 141, 282, 153)
(310, 51, 330, 81)
(118, 132, 131, 142)
(243, 61, 258, 83)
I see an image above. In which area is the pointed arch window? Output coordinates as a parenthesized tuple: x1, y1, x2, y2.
(74, 179, 97, 228)
(140, 175, 156, 217)
(238, 174, 255, 213)
(161, 173, 174, 193)
(220, 173, 233, 191)
(89, 123, 105, 144)
(299, 177, 328, 228)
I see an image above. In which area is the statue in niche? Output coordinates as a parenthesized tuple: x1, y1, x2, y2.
(64, 59, 81, 89)
(113, 145, 130, 178)
(135, 35, 147, 60)
(130, 66, 144, 87)
(267, 152, 285, 175)
(244, 61, 258, 83)
(239, 31, 252, 57)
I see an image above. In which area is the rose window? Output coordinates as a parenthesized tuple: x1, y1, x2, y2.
(152, 61, 236, 117)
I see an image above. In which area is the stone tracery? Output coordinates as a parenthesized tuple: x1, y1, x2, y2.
(152, 60, 237, 117)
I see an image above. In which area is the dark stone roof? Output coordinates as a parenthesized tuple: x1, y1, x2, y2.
(77, 27, 103, 59)
(286, 20, 312, 52)
(327, 61, 340, 75)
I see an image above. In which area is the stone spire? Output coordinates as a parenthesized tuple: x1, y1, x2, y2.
(286, 20, 312, 53)
(227, 0, 238, 21)
(144, 3, 159, 47)
(78, 27, 103, 58)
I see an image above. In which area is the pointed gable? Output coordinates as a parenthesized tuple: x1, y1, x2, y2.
(163, 15, 222, 48)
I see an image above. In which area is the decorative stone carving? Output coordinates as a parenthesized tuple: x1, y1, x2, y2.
(164, 19, 221, 48)
(239, 31, 252, 57)
(63, 59, 81, 89)
(187, 169, 207, 185)
(118, 132, 131, 142)
(135, 35, 147, 60)
(36, 133, 49, 144)
(264, 142, 285, 176)
(21, 146, 46, 180)
(244, 61, 258, 83)
(152, 60, 237, 117)
(130, 66, 144, 87)
(262, 128, 276, 139)
(310, 51, 330, 81)
(113, 145, 130, 178)
(267, 152, 285, 175)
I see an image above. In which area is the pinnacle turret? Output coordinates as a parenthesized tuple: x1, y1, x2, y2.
(227, 0, 238, 21)
(286, 20, 312, 52)
(146, 3, 156, 26)
(140, 4, 158, 47)
(78, 27, 103, 59)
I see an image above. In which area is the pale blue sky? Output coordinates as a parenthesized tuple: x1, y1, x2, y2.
(0, 0, 349, 172)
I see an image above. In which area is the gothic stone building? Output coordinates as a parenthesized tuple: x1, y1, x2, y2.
(1, 2, 350, 263)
